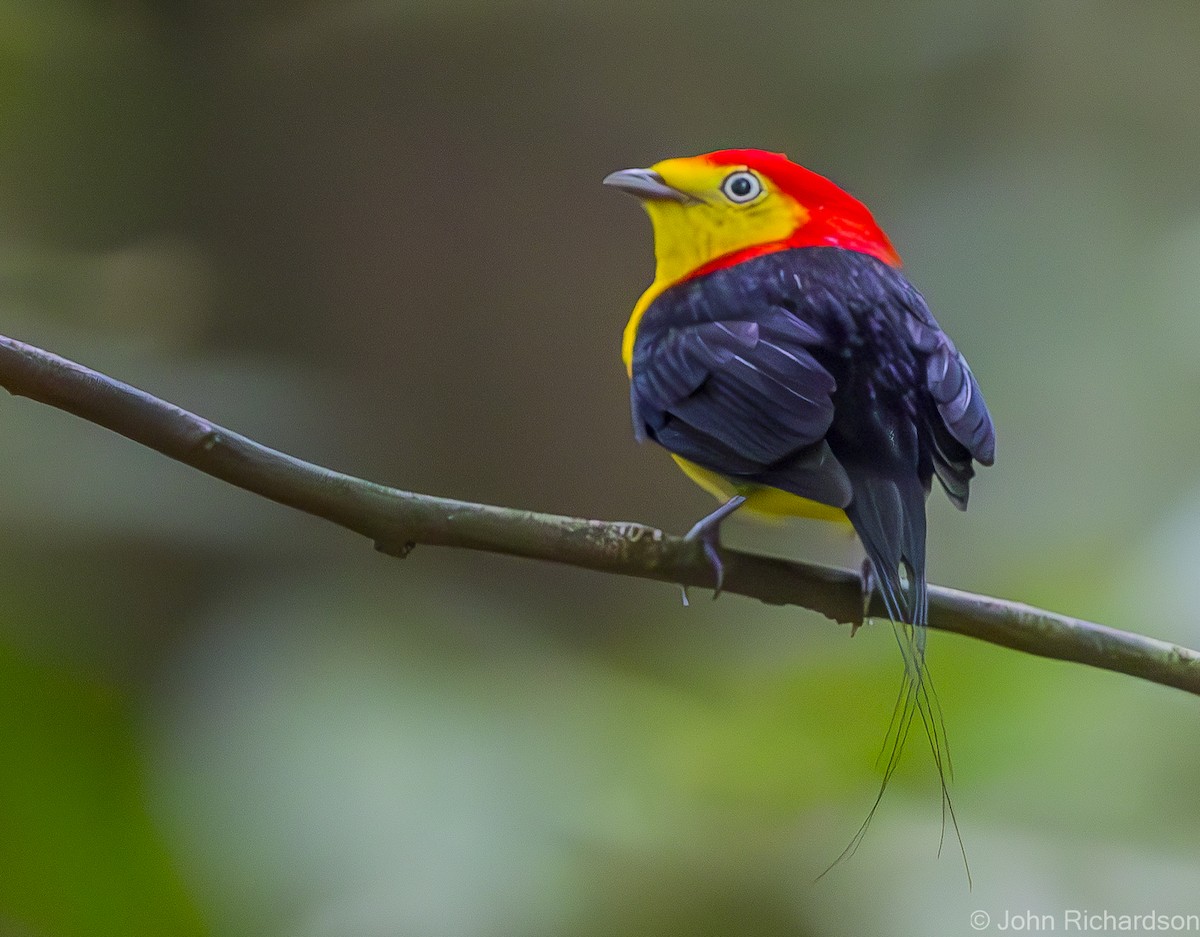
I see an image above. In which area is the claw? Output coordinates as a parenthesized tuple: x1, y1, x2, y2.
(702, 539, 726, 597)
(682, 495, 746, 599)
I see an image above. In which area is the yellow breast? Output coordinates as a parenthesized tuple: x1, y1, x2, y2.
(622, 282, 663, 377)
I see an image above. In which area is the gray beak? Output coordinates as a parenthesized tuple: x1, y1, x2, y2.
(602, 167, 692, 202)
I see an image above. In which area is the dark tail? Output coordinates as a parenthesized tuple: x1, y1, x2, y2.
(820, 471, 970, 884)
(844, 471, 929, 635)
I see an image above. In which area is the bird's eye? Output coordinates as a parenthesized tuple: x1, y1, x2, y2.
(721, 171, 763, 204)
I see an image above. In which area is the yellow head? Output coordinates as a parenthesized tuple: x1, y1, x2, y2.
(604, 149, 899, 289)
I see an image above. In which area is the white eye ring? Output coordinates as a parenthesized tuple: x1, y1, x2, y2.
(721, 170, 763, 204)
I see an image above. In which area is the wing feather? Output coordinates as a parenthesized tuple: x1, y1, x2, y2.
(629, 247, 994, 514)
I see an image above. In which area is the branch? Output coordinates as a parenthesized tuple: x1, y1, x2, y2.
(1, 333, 1197, 698)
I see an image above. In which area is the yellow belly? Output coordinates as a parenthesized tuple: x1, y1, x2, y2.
(671, 455, 851, 525)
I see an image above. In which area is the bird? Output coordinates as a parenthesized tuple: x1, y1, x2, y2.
(604, 148, 995, 869)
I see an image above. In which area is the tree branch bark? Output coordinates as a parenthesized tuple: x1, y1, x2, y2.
(1, 333, 1197, 697)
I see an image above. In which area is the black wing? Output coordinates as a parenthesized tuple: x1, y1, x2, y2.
(901, 287, 995, 509)
(631, 264, 853, 509)
(630, 247, 994, 513)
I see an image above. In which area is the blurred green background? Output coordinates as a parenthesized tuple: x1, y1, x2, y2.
(1, 1, 1199, 935)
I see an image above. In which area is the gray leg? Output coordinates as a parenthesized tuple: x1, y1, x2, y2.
(683, 495, 747, 598)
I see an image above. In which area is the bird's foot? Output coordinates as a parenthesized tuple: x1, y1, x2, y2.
(682, 495, 747, 599)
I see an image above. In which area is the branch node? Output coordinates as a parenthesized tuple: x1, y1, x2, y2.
(375, 538, 416, 559)
(190, 426, 224, 455)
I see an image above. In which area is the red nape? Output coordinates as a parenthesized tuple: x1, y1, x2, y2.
(686, 149, 903, 280)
